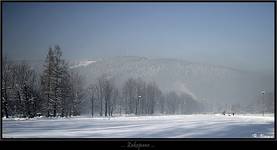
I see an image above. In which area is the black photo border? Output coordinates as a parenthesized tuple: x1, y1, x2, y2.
(0, 0, 276, 148)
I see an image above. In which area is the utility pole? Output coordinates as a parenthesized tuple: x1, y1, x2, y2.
(261, 90, 265, 116)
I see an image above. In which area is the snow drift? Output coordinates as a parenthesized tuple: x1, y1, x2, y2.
(2, 114, 274, 138)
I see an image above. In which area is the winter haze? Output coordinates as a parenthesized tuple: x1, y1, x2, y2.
(2, 3, 274, 138)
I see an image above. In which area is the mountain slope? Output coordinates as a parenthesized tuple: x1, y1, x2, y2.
(11, 56, 273, 107)
(71, 56, 273, 106)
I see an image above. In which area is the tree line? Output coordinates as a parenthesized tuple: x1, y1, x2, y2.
(1, 46, 204, 118)
(2, 46, 85, 118)
(86, 77, 204, 117)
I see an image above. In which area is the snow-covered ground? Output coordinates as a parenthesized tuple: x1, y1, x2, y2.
(2, 114, 274, 138)
(70, 60, 96, 69)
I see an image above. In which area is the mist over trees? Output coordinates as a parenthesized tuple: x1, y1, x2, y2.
(1, 46, 274, 118)
(84, 76, 204, 117)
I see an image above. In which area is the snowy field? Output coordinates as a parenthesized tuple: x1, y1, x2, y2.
(2, 114, 275, 138)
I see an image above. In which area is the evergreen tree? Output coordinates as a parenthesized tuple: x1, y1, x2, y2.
(41, 47, 55, 117)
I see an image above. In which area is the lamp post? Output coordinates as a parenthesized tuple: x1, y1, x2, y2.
(261, 90, 265, 116)
(137, 95, 142, 115)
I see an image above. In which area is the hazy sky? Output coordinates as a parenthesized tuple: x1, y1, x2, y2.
(3, 3, 274, 72)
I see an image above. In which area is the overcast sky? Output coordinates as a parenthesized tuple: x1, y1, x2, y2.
(3, 3, 274, 72)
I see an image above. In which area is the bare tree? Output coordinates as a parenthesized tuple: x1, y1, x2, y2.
(96, 76, 106, 116)
(1, 57, 12, 118)
(145, 81, 161, 114)
(70, 71, 85, 116)
(110, 87, 118, 116)
(103, 78, 113, 117)
(10, 62, 39, 118)
(88, 84, 97, 117)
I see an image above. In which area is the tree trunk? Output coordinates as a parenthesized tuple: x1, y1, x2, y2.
(3, 101, 9, 118)
(2, 88, 9, 118)
(61, 107, 64, 117)
(135, 103, 137, 115)
(100, 96, 103, 116)
(69, 107, 72, 117)
(105, 97, 108, 117)
(91, 96, 94, 117)
(47, 93, 50, 117)
(53, 103, 57, 117)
